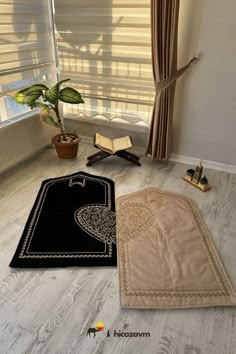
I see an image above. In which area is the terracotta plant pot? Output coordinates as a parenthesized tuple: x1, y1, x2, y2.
(51, 133, 81, 160)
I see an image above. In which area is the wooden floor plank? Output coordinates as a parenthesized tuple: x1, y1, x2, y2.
(0, 144, 236, 354)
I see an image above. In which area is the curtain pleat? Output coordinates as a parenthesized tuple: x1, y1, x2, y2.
(146, 0, 197, 160)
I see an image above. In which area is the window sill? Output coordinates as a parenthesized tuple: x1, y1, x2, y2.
(0, 109, 39, 129)
(64, 113, 149, 134)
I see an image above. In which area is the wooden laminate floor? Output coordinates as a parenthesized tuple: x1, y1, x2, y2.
(0, 143, 236, 354)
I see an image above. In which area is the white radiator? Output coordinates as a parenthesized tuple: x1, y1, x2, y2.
(0, 115, 55, 174)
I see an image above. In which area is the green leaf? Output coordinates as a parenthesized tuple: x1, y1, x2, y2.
(43, 115, 59, 127)
(29, 101, 41, 109)
(15, 84, 47, 96)
(40, 104, 50, 121)
(17, 87, 31, 94)
(25, 84, 48, 93)
(59, 87, 84, 104)
(57, 78, 70, 88)
(43, 79, 71, 104)
(14, 90, 42, 105)
(44, 85, 59, 104)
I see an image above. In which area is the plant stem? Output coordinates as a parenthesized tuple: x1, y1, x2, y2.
(54, 104, 65, 137)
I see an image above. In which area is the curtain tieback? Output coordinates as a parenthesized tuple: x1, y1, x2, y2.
(155, 56, 198, 94)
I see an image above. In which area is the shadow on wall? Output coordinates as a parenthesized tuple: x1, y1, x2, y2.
(54, 0, 154, 125)
(55, 3, 117, 120)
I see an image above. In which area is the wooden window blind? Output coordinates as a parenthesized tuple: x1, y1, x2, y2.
(0, 0, 56, 120)
(54, 0, 154, 125)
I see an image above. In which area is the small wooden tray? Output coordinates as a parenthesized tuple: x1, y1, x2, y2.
(183, 175, 211, 192)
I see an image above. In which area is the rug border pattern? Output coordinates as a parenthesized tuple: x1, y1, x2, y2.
(117, 188, 236, 301)
(19, 172, 113, 259)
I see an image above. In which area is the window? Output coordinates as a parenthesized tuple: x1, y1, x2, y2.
(54, 0, 154, 126)
(0, 0, 57, 124)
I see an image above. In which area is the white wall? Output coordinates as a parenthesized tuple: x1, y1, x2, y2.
(66, 0, 236, 168)
(173, 0, 236, 165)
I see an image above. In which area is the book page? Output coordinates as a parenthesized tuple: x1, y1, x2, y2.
(95, 133, 113, 153)
(113, 136, 132, 153)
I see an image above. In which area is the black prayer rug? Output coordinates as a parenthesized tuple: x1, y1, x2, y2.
(9, 172, 116, 268)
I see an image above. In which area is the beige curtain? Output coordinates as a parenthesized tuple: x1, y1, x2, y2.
(146, 0, 197, 160)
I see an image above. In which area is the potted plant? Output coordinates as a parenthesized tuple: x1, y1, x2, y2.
(14, 79, 84, 159)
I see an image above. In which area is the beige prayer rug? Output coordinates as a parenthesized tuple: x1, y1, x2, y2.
(116, 188, 236, 309)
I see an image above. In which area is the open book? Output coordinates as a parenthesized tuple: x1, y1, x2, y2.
(95, 133, 133, 154)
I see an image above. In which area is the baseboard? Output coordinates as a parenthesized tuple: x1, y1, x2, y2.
(80, 135, 93, 145)
(170, 153, 236, 174)
(80, 135, 236, 174)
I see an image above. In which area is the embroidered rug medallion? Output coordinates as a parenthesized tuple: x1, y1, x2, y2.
(10, 172, 116, 268)
(116, 188, 236, 308)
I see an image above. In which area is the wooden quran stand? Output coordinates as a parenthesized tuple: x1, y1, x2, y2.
(86, 136, 141, 167)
